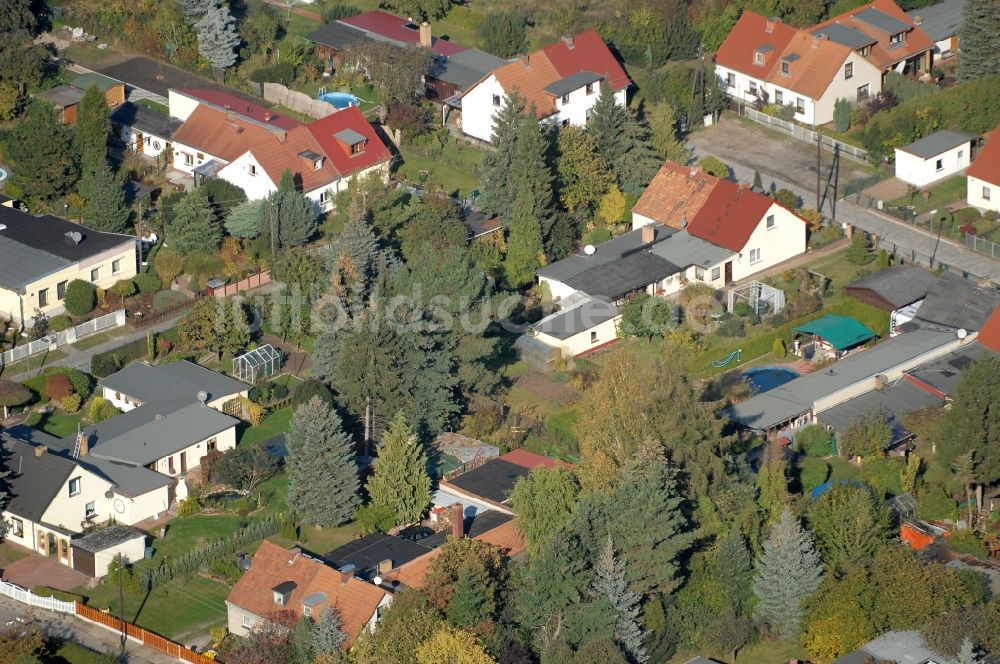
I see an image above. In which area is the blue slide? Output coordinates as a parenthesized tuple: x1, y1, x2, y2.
(711, 349, 742, 368)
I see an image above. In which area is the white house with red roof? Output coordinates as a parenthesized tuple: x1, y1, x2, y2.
(459, 31, 630, 142)
(967, 126, 1000, 214)
(166, 89, 391, 211)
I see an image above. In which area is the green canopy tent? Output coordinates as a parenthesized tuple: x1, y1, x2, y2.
(794, 314, 877, 358)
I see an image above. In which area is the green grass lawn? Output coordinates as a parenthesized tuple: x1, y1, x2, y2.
(49, 641, 116, 663)
(135, 98, 169, 115)
(238, 406, 293, 447)
(0, 349, 68, 378)
(827, 456, 861, 483)
(72, 328, 124, 351)
(24, 409, 86, 438)
(397, 139, 484, 198)
(888, 175, 967, 215)
(797, 246, 878, 291)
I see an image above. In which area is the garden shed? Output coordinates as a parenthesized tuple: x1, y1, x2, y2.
(894, 129, 976, 187)
(232, 344, 281, 383)
(71, 525, 147, 579)
(794, 314, 877, 359)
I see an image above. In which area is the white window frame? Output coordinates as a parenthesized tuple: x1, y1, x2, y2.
(796, 98, 805, 114)
(935, 158, 944, 172)
(711, 267, 721, 281)
(749, 248, 762, 264)
(112, 258, 122, 275)
(984, 186, 992, 201)
(492, 94, 501, 107)
(183, 153, 193, 166)
(754, 52, 764, 65)
(68, 477, 81, 497)
(766, 214, 775, 229)
(38, 288, 48, 308)
(889, 32, 904, 46)
(242, 614, 252, 628)
(303, 605, 312, 617)
(590, 331, 598, 344)
(775, 90, 783, 104)
(726, 72, 735, 88)
(560, 93, 570, 105)
(695, 267, 706, 281)
(11, 518, 23, 538)
(780, 61, 789, 75)
(57, 280, 67, 300)
(85, 501, 96, 517)
(844, 62, 853, 79)
(749, 81, 758, 96)
(857, 84, 870, 101)
(248, 164, 257, 176)
(90, 267, 100, 282)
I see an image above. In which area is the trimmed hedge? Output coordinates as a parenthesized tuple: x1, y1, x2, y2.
(249, 62, 295, 85)
(134, 271, 162, 294)
(64, 280, 96, 316)
(90, 337, 149, 377)
(22, 367, 92, 402)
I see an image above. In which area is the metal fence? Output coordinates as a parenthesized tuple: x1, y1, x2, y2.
(965, 233, 1000, 260)
(0, 310, 126, 368)
(740, 106, 870, 163)
(0, 581, 76, 613)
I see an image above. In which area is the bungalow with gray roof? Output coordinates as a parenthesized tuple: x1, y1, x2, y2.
(894, 129, 978, 187)
(908, 0, 963, 59)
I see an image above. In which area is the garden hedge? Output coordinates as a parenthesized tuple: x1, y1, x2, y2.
(63, 280, 96, 316)
(90, 337, 149, 377)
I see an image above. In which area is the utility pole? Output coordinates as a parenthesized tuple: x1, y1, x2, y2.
(815, 128, 823, 211)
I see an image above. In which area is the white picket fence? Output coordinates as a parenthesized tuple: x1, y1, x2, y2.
(740, 105, 870, 163)
(0, 580, 77, 614)
(0, 310, 126, 368)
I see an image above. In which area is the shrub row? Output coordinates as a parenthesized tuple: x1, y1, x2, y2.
(90, 337, 149, 377)
(22, 367, 92, 402)
(140, 514, 279, 592)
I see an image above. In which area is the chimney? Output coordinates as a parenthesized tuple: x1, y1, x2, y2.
(378, 559, 393, 575)
(561, 34, 574, 49)
(450, 502, 464, 539)
(521, 54, 530, 68)
(641, 224, 655, 244)
(339, 564, 356, 584)
(419, 21, 432, 48)
(913, 15, 922, 24)
(765, 16, 779, 33)
(78, 431, 89, 457)
(813, 33, 828, 47)
(34, 445, 47, 458)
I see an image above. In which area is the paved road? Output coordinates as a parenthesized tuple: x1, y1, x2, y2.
(689, 119, 1000, 284)
(0, 596, 177, 663)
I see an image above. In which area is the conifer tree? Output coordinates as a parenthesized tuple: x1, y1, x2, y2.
(503, 190, 545, 288)
(588, 85, 660, 195)
(312, 607, 348, 657)
(937, 356, 1000, 485)
(365, 412, 431, 526)
(195, 3, 240, 78)
(715, 532, 753, 611)
(510, 113, 555, 234)
(225, 199, 265, 238)
(591, 537, 647, 663)
(294, 614, 315, 664)
(177, 0, 216, 26)
(479, 92, 526, 221)
(446, 573, 490, 627)
(75, 85, 110, 175)
(756, 441, 789, 523)
(753, 507, 823, 638)
(168, 192, 222, 252)
(286, 397, 360, 527)
(81, 164, 129, 233)
(271, 169, 318, 247)
(7, 102, 78, 203)
(958, 0, 1000, 81)
(954, 637, 982, 664)
(807, 483, 892, 573)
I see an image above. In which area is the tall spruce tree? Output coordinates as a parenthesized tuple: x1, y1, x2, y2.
(503, 190, 545, 288)
(753, 507, 823, 638)
(195, 3, 240, 78)
(365, 412, 431, 526)
(478, 92, 527, 221)
(177, 0, 216, 26)
(75, 85, 110, 175)
(312, 607, 348, 657)
(510, 113, 555, 235)
(81, 165, 129, 233)
(756, 441, 789, 523)
(446, 573, 490, 627)
(167, 192, 222, 252)
(807, 484, 891, 573)
(587, 85, 660, 195)
(7, 101, 78, 203)
(286, 397, 360, 527)
(936, 356, 1000, 485)
(591, 537, 647, 663)
(271, 169, 319, 247)
(715, 532, 754, 611)
(958, 0, 1000, 81)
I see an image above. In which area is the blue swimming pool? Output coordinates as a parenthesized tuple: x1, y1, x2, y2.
(318, 91, 360, 109)
(744, 366, 800, 393)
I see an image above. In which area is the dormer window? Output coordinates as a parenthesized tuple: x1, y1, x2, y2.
(781, 61, 789, 75)
(299, 149, 324, 171)
(272, 581, 295, 606)
(889, 32, 904, 46)
(754, 51, 764, 65)
(334, 128, 367, 156)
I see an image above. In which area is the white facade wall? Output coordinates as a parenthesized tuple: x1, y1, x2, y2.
(216, 152, 277, 201)
(895, 142, 971, 187)
(538, 277, 579, 302)
(968, 174, 1000, 214)
(170, 140, 224, 176)
(93, 537, 147, 578)
(716, 64, 817, 126)
(227, 602, 257, 637)
(39, 468, 116, 533)
(728, 203, 807, 281)
(461, 74, 505, 142)
(812, 55, 882, 125)
(550, 86, 627, 129)
(152, 426, 237, 477)
(534, 315, 621, 358)
(114, 484, 173, 526)
(168, 90, 202, 121)
(3, 510, 41, 551)
(118, 126, 172, 158)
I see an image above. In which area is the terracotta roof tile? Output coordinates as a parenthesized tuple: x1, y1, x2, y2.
(812, 0, 933, 69)
(968, 126, 1000, 187)
(632, 161, 723, 228)
(770, 31, 854, 99)
(499, 449, 571, 470)
(227, 541, 388, 647)
(541, 30, 630, 92)
(491, 52, 563, 117)
(251, 126, 342, 193)
(171, 105, 277, 163)
(687, 179, 783, 252)
(305, 106, 393, 179)
(172, 88, 301, 130)
(715, 12, 798, 81)
(978, 305, 1000, 354)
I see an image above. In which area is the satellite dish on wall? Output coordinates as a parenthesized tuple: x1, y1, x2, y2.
(583, 244, 596, 256)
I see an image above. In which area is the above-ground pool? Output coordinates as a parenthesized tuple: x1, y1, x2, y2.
(744, 366, 800, 393)
(318, 91, 360, 109)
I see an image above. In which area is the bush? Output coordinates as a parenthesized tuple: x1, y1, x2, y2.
(321, 3, 361, 22)
(88, 396, 121, 423)
(798, 457, 830, 491)
(48, 315, 73, 332)
(177, 498, 201, 517)
(772, 337, 786, 358)
(716, 318, 745, 337)
(44, 374, 73, 401)
(796, 425, 834, 457)
(270, 382, 288, 401)
(64, 280, 96, 316)
(90, 353, 122, 378)
(917, 488, 956, 520)
(291, 379, 333, 408)
(154, 248, 186, 285)
(153, 290, 189, 312)
(356, 503, 396, 535)
(249, 62, 295, 85)
(210, 626, 228, 646)
(697, 155, 729, 178)
(61, 393, 82, 413)
(134, 271, 162, 294)
(949, 530, 989, 558)
(23, 367, 92, 401)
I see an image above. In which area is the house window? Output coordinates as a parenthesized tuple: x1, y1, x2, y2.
(85, 501, 96, 518)
(57, 280, 67, 300)
(90, 267, 100, 282)
(775, 90, 783, 104)
(749, 81, 758, 96)
(319, 191, 327, 204)
(351, 142, 365, 155)
(112, 259, 122, 275)
(590, 331, 598, 343)
(38, 288, 48, 307)
(796, 98, 805, 114)
(857, 84, 870, 101)
(889, 32, 904, 46)
(242, 615, 252, 628)
(695, 267, 706, 280)
(561, 119, 571, 127)
(492, 94, 501, 107)
(726, 72, 735, 88)
(207, 437, 217, 452)
(68, 477, 81, 497)
(754, 51, 764, 65)
(303, 605, 312, 617)
(749, 248, 762, 264)
(935, 158, 944, 172)
(712, 267, 721, 280)
(766, 214, 775, 229)
(248, 164, 257, 176)
(196, 152, 204, 161)
(984, 186, 992, 200)
(183, 153, 193, 166)
(958, 150, 964, 159)
(11, 518, 22, 538)
(561, 93, 570, 104)
(781, 61, 789, 75)
(844, 62, 854, 79)
(586, 83, 595, 95)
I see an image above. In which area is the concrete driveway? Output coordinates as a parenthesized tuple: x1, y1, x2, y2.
(2, 549, 88, 591)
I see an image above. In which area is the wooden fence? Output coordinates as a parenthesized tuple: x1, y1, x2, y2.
(75, 602, 217, 663)
(211, 270, 272, 297)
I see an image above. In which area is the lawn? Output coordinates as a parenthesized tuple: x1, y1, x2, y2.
(72, 328, 125, 351)
(795, 246, 879, 291)
(0, 349, 68, 378)
(397, 138, 484, 198)
(238, 406, 293, 447)
(49, 641, 116, 663)
(24, 409, 86, 438)
(135, 98, 169, 115)
(887, 175, 967, 215)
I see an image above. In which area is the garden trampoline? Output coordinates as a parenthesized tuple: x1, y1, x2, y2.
(232, 344, 281, 383)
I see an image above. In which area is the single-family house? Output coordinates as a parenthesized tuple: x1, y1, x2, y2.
(459, 30, 630, 142)
(715, 12, 884, 125)
(109, 101, 184, 160)
(226, 540, 392, 645)
(907, 0, 963, 60)
(893, 129, 977, 186)
(632, 161, 808, 281)
(967, 125, 1000, 214)
(845, 264, 938, 334)
(832, 631, 948, 664)
(167, 88, 301, 130)
(0, 206, 137, 325)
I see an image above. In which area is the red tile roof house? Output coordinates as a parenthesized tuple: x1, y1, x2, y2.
(226, 541, 392, 645)
(714, 11, 884, 126)
(458, 30, 631, 143)
(967, 125, 1000, 215)
(167, 90, 391, 212)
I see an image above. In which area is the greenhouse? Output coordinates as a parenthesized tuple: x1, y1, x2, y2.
(232, 344, 282, 383)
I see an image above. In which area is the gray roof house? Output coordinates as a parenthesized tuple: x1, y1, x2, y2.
(846, 265, 939, 311)
(896, 129, 977, 160)
(908, 0, 963, 47)
(833, 630, 947, 664)
(99, 360, 248, 407)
